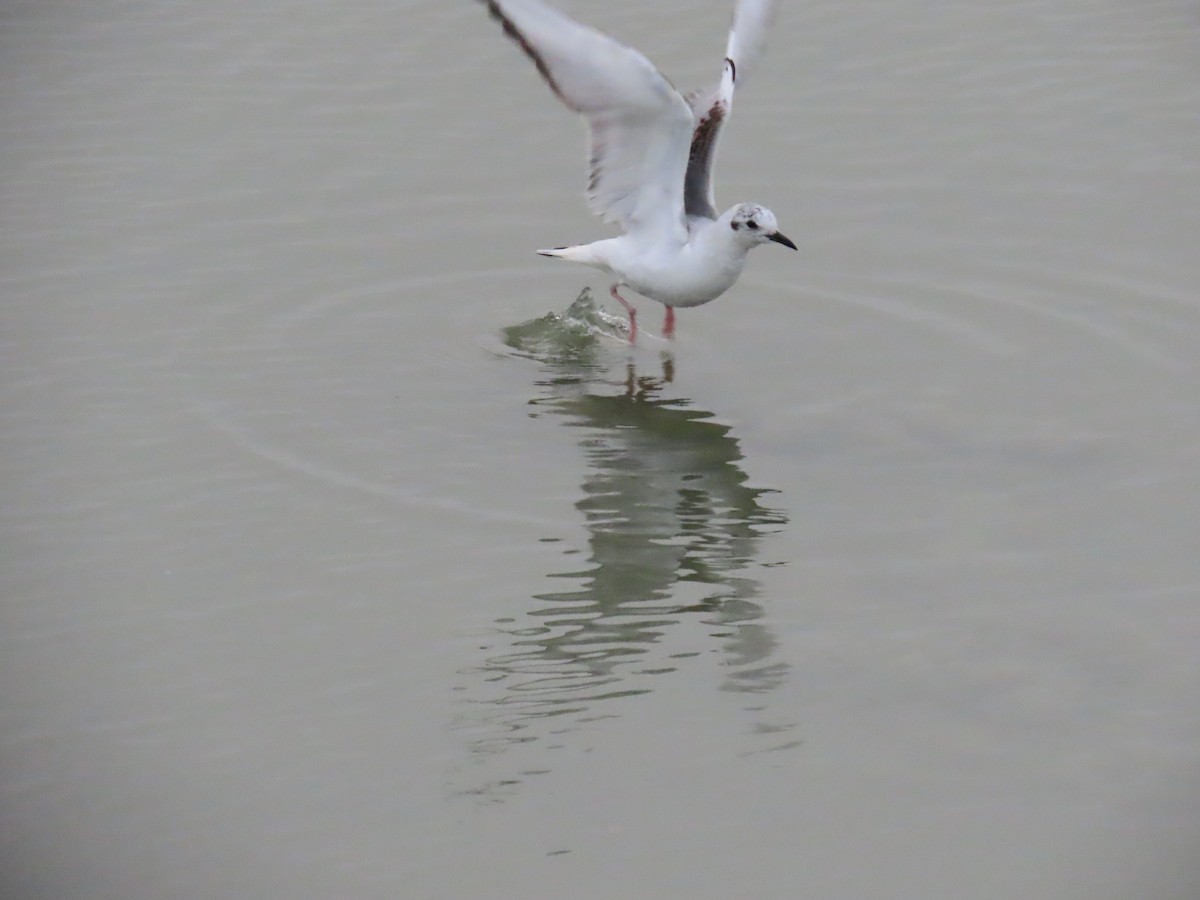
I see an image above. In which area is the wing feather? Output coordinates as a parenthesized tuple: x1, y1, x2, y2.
(684, 0, 778, 220)
(481, 0, 694, 239)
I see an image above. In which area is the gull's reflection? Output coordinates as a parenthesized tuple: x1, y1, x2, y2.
(526, 366, 786, 686)
(457, 292, 790, 789)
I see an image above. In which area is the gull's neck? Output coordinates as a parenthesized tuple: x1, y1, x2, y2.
(688, 211, 752, 266)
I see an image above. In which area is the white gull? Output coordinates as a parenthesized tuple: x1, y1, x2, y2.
(478, 0, 795, 341)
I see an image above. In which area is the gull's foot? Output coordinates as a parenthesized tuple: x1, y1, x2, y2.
(610, 284, 638, 344)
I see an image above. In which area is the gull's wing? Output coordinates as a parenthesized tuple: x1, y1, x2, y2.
(480, 0, 694, 240)
(684, 0, 778, 220)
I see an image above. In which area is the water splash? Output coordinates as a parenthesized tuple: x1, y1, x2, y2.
(500, 288, 630, 365)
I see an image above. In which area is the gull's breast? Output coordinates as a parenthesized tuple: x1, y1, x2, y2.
(620, 245, 747, 308)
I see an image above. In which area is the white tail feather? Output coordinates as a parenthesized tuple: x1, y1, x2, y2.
(536, 244, 602, 265)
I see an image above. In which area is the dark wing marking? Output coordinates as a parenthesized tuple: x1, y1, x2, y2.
(683, 59, 735, 221)
(481, 0, 575, 109)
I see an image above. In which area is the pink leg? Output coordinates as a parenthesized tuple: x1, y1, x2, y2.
(663, 306, 676, 340)
(610, 284, 637, 343)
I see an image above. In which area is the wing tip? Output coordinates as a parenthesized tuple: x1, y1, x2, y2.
(481, 0, 574, 108)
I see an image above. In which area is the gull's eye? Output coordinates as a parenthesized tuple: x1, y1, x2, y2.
(731, 221, 741, 230)
(747, 220, 759, 231)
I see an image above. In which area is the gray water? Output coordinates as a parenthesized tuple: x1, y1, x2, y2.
(3, 1, 1199, 897)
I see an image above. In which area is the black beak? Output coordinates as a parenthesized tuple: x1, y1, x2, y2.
(769, 231, 798, 250)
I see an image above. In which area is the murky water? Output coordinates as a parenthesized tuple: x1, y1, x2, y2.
(3, 1, 1199, 897)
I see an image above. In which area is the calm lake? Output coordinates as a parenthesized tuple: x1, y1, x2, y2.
(2, 1, 1198, 897)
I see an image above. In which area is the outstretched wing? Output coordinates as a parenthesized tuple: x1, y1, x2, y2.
(684, 0, 777, 220)
(481, 0, 694, 241)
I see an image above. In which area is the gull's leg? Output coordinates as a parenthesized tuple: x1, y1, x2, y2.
(663, 306, 676, 340)
(610, 284, 637, 343)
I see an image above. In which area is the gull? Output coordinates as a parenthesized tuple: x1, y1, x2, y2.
(477, 0, 795, 341)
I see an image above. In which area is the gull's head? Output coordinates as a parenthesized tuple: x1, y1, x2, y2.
(728, 203, 797, 251)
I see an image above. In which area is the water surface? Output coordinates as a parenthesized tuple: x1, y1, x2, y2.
(2, 1, 1199, 898)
